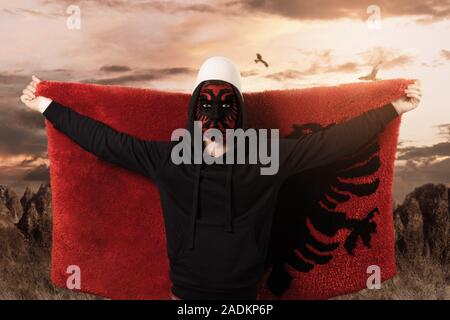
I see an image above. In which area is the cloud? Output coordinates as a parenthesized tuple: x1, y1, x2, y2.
(441, 49, 450, 60)
(264, 61, 360, 81)
(0, 72, 51, 179)
(0, 125, 47, 156)
(397, 123, 450, 160)
(328, 62, 360, 73)
(0, 73, 29, 86)
(392, 123, 450, 201)
(397, 142, 450, 160)
(99, 65, 132, 73)
(22, 164, 50, 181)
(40, 0, 450, 22)
(235, 0, 450, 21)
(0, 72, 50, 132)
(20, 153, 48, 166)
(83, 67, 196, 85)
(389, 121, 450, 201)
(265, 47, 415, 82)
(241, 69, 260, 77)
(393, 157, 450, 201)
(2, 7, 64, 17)
(358, 47, 415, 69)
(0, 70, 52, 195)
(39, 0, 233, 15)
(265, 69, 307, 81)
(393, 149, 450, 202)
(12, 108, 46, 130)
(436, 123, 450, 136)
(381, 55, 415, 69)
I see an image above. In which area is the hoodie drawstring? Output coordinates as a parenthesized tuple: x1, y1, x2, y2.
(188, 163, 234, 250)
(188, 164, 201, 249)
(224, 165, 233, 232)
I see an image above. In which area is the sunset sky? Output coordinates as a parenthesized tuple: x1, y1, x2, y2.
(1, 0, 450, 201)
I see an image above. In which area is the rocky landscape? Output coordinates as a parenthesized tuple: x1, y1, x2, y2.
(0, 184, 98, 299)
(0, 183, 448, 300)
(337, 183, 450, 299)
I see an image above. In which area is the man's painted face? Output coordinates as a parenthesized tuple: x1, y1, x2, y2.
(195, 81, 239, 134)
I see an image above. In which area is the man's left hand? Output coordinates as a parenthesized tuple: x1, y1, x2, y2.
(392, 80, 422, 115)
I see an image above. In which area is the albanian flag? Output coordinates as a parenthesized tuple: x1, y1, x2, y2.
(36, 79, 410, 299)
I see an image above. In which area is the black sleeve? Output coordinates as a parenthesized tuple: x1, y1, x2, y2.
(43, 101, 170, 179)
(279, 103, 399, 177)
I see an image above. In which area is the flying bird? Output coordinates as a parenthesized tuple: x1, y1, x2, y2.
(255, 53, 269, 68)
(358, 61, 382, 81)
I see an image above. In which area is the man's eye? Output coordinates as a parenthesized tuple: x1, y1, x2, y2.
(202, 103, 212, 108)
(222, 103, 231, 108)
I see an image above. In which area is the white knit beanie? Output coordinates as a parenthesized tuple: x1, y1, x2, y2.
(193, 56, 243, 99)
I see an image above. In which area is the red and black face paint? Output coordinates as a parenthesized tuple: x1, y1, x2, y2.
(195, 81, 239, 135)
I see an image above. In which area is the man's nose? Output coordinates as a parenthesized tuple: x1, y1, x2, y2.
(209, 104, 222, 120)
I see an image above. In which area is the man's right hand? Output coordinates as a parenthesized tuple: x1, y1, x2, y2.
(20, 75, 52, 113)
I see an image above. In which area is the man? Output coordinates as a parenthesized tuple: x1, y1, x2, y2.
(20, 56, 422, 300)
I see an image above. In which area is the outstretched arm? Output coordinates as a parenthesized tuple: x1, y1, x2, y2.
(279, 80, 422, 176)
(20, 76, 169, 179)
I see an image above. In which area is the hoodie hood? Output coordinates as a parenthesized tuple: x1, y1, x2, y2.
(193, 56, 244, 102)
(187, 56, 246, 133)
(185, 56, 246, 249)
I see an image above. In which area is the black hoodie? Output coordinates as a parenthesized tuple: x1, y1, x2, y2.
(42, 80, 398, 300)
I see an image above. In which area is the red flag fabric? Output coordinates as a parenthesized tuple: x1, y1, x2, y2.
(36, 79, 411, 299)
